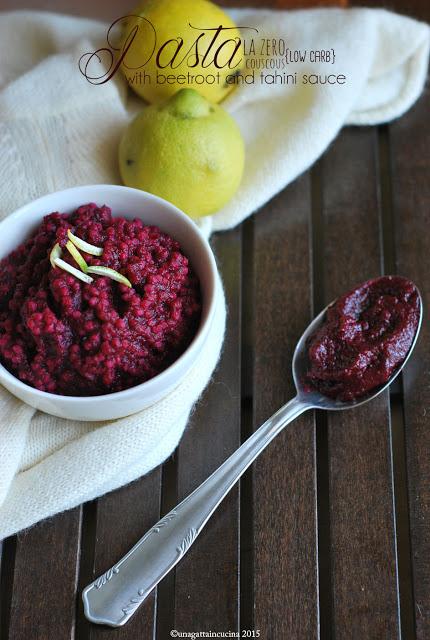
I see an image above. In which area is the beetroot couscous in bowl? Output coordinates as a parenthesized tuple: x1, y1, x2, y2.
(0, 185, 218, 421)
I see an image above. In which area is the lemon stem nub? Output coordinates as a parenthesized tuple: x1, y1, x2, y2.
(66, 241, 88, 272)
(87, 266, 132, 288)
(67, 229, 103, 256)
(50, 243, 62, 268)
(54, 258, 94, 284)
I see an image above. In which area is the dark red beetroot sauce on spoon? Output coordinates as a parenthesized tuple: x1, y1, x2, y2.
(305, 276, 420, 401)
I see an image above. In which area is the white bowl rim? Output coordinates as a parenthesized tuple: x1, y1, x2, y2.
(0, 184, 218, 404)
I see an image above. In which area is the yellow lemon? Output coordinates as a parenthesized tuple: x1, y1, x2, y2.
(119, 88, 245, 218)
(121, 0, 242, 104)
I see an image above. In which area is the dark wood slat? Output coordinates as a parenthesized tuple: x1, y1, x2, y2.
(252, 174, 319, 638)
(0, 0, 346, 17)
(221, 0, 346, 6)
(319, 127, 400, 639)
(352, 0, 429, 20)
(0, 538, 16, 640)
(389, 78, 430, 640)
(13, 0, 430, 15)
(173, 228, 241, 632)
(6, 509, 81, 640)
(387, 6, 430, 640)
(0, 0, 135, 20)
(76, 470, 162, 640)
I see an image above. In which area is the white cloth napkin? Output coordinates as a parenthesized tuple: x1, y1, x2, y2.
(0, 7, 428, 538)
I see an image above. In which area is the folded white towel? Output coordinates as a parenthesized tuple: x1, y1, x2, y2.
(0, 7, 428, 538)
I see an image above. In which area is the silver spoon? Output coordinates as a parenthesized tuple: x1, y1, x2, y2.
(82, 288, 423, 627)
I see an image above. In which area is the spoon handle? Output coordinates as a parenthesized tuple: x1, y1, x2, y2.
(82, 395, 309, 627)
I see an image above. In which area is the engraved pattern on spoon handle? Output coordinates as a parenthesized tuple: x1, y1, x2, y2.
(82, 396, 309, 627)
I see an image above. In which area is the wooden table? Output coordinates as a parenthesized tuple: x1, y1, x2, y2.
(0, 1, 429, 638)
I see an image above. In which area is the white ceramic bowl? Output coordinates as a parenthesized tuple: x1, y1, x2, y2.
(0, 185, 218, 421)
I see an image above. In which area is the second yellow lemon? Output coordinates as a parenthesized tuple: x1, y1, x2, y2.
(119, 89, 245, 218)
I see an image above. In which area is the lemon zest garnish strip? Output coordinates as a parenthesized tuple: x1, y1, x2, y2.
(65, 240, 88, 272)
(54, 258, 94, 284)
(49, 243, 62, 269)
(67, 229, 103, 256)
(87, 266, 132, 288)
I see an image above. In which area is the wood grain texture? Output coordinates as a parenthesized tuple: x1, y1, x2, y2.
(173, 229, 241, 633)
(352, 0, 428, 20)
(389, 77, 430, 640)
(84, 470, 162, 640)
(221, 0, 346, 6)
(252, 174, 319, 639)
(0, 0, 134, 21)
(319, 128, 400, 639)
(6, 510, 81, 640)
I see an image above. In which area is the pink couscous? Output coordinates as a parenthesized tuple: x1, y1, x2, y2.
(0, 203, 201, 395)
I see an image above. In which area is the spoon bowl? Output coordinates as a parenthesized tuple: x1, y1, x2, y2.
(293, 288, 423, 411)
